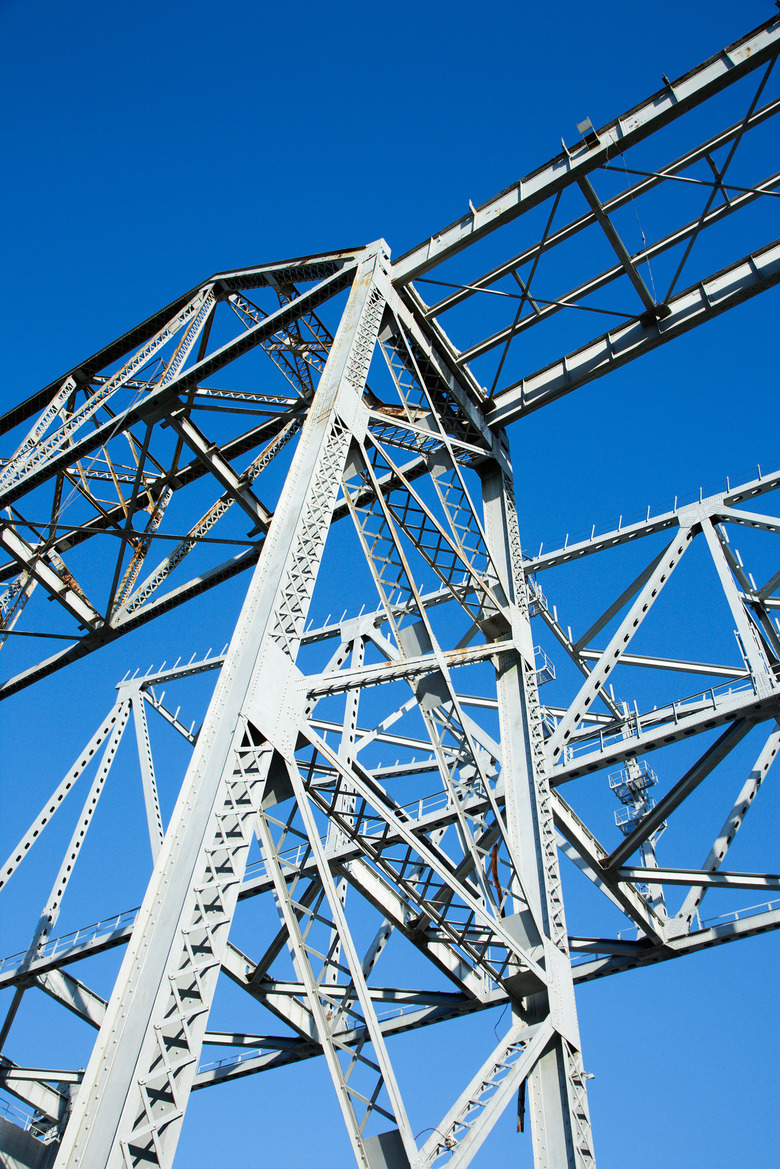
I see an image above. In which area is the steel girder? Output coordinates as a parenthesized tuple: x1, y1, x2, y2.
(1, 14, 779, 1169)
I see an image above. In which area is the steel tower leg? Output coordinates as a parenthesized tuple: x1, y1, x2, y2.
(482, 454, 596, 1169)
(53, 245, 391, 1169)
(2, 22, 780, 1169)
(49, 242, 599, 1169)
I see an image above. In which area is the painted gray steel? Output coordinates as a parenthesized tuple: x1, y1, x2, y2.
(1, 15, 778, 1169)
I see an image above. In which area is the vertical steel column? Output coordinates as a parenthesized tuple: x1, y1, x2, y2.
(53, 244, 390, 1169)
(481, 440, 596, 1169)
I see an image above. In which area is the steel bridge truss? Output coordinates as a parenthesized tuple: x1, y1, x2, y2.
(1, 15, 779, 1169)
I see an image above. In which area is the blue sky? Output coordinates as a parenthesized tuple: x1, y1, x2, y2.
(1, 0, 775, 379)
(1, 1, 778, 1166)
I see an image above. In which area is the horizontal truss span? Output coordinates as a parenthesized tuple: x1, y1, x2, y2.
(487, 240, 780, 427)
(2, 902, 774, 1092)
(1, 20, 779, 1169)
(392, 16, 780, 281)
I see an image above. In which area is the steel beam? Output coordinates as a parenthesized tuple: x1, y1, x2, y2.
(487, 239, 780, 426)
(52, 246, 389, 1169)
(1, 19, 778, 1169)
(392, 16, 780, 282)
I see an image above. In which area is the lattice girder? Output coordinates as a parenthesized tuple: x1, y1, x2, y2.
(1, 18, 779, 1169)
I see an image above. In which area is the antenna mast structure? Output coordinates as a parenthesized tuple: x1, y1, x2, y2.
(1, 16, 779, 1169)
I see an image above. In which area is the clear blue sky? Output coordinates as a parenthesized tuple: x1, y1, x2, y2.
(1, 1, 778, 1166)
